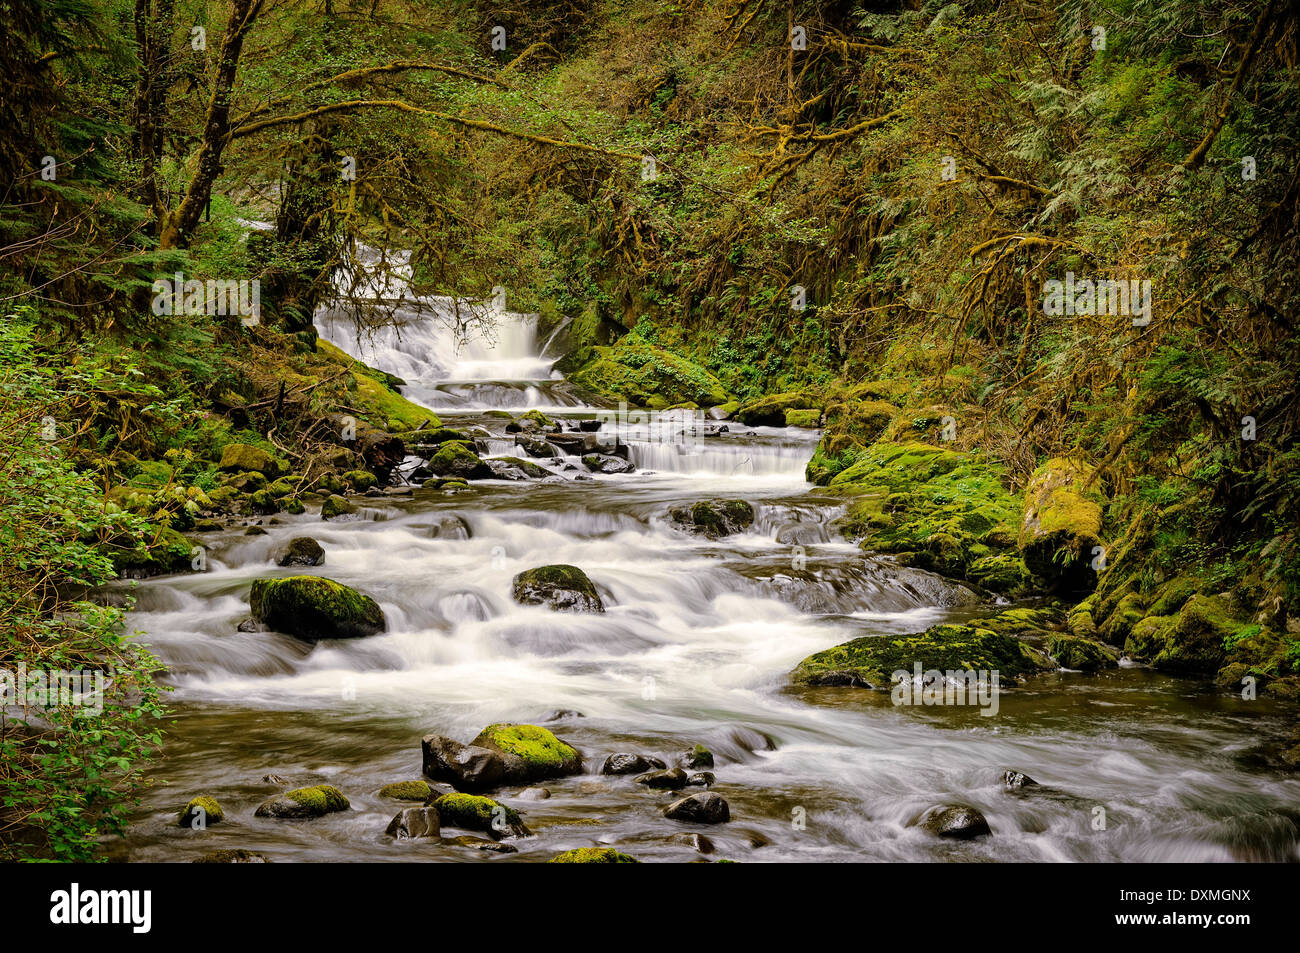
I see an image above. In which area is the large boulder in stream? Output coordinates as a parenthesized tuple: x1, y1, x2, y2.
(254, 784, 350, 819)
(669, 499, 755, 539)
(249, 576, 386, 640)
(276, 536, 325, 567)
(913, 804, 991, 839)
(428, 442, 494, 480)
(1018, 458, 1105, 592)
(429, 793, 529, 839)
(511, 564, 605, 613)
(791, 613, 1054, 689)
(423, 723, 582, 791)
(664, 792, 731, 824)
(581, 452, 635, 474)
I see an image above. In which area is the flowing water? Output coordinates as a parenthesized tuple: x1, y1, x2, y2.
(115, 292, 1300, 863)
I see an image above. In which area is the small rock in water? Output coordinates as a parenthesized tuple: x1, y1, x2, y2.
(517, 787, 551, 800)
(177, 795, 224, 828)
(670, 832, 715, 854)
(636, 768, 689, 790)
(443, 835, 518, 854)
(664, 793, 730, 824)
(254, 784, 350, 819)
(1002, 770, 1038, 790)
(915, 805, 991, 839)
(541, 709, 585, 722)
(193, 849, 269, 864)
(511, 565, 605, 614)
(427, 514, 472, 540)
(681, 743, 715, 769)
(276, 536, 325, 567)
(580, 452, 636, 474)
(236, 618, 266, 633)
(602, 753, 666, 775)
(687, 772, 715, 787)
(386, 807, 441, 839)
(244, 526, 268, 536)
(261, 773, 289, 785)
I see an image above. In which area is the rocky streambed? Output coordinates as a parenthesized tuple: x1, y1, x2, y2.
(111, 404, 1300, 863)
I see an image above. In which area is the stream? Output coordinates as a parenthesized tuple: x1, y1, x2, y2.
(113, 294, 1300, 863)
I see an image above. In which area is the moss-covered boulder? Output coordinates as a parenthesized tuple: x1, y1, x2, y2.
(428, 442, 493, 480)
(378, 780, 433, 801)
(581, 452, 636, 474)
(107, 524, 194, 579)
(1018, 458, 1105, 592)
(178, 795, 224, 828)
(254, 784, 350, 819)
(430, 793, 529, 839)
(343, 469, 377, 492)
(488, 455, 554, 479)
(966, 553, 1035, 596)
(512, 564, 604, 613)
(321, 495, 356, 520)
(219, 443, 284, 477)
(249, 575, 386, 640)
(276, 536, 325, 567)
(792, 621, 1053, 688)
(1046, 634, 1119, 671)
(471, 723, 583, 780)
(736, 392, 818, 427)
(548, 847, 639, 863)
(682, 744, 714, 769)
(827, 442, 1024, 583)
(571, 338, 730, 408)
(668, 499, 755, 539)
(913, 805, 990, 839)
(1123, 594, 1236, 673)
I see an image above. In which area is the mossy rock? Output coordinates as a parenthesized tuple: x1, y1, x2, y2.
(1018, 458, 1105, 593)
(491, 455, 553, 478)
(343, 469, 377, 492)
(828, 442, 1023, 583)
(512, 564, 604, 613)
(218, 443, 284, 477)
(1123, 595, 1236, 673)
(431, 793, 529, 839)
(249, 575, 386, 640)
(428, 442, 493, 480)
(277, 536, 325, 567)
(264, 477, 298, 499)
(321, 495, 356, 520)
(1066, 599, 1099, 640)
(548, 847, 639, 863)
(682, 744, 714, 769)
(248, 488, 281, 515)
(471, 723, 583, 780)
(1046, 634, 1119, 672)
(736, 391, 817, 427)
(379, 780, 434, 801)
(668, 499, 755, 539)
(967, 553, 1035, 596)
(784, 408, 822, 428)
(1099, 591, 1147, 645)
(178, 795, 224, 828)
(108, 524, 194, 579)
(571, 339, 730, 408)
(254, 784, 350, 819)
(977, 605, 1063, 638)
(818, 398, 898, 458)
(793, 621, 1053, 688)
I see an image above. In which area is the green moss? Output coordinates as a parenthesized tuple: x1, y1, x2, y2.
(1018, 458, 1105, 592)
(492, 456, 552, 477)
(736, 391, 818, 427)
(378, 780, 433, 801)
(1124, 594, 1236, 673)
(218, 442, 284, 477)
(321, 495, 356, 519)
(249, 575, 386, 640)
(548, 847, 639, 863)
(472, 723, 581, 773)
(1046, 634, 1119, 671)
(572, 338, 730, 407)
(107, 524, 194, 577)
(287, 784, 349, 812)
(178, 795, 224, 827)
(318, 339, 441, 431)
(431, 793, 528, 838)
(793, 620, 1053, 687)
(343, 469, 376, 491)
(428, 441, 491, 479)
(784, 408, 821, 428)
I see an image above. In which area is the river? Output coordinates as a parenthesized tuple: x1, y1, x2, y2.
(113, 290, 1300, 863)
